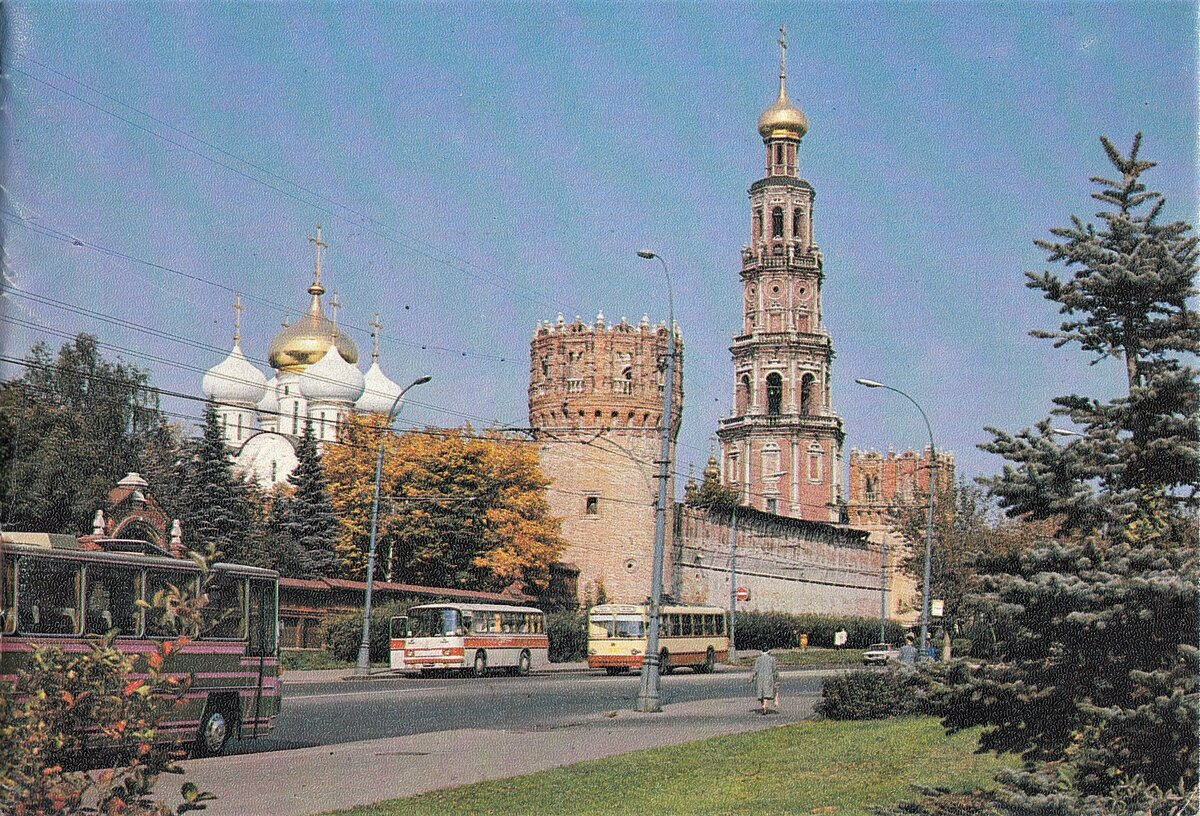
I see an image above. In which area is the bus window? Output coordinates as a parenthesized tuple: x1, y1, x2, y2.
(247, 579, 277, 656)
(681, 615, 694, 637)
(17, 557, 81, 635)
(389, 616, 408, 638)
(206, 575, 247, 639)
(718, 614, 726, 636)
(2, 556, 14, 635)
(84, 564, 142, 636)
(461, 612, 474, 633)
(144, 568, 200, 637)
(520, 614, 532, 634)
(409, 607, 460, 638)
(502, 612, 519, 633)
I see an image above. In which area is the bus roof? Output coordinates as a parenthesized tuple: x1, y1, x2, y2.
(0, 535, 278, 578)
(589, 603, 727, 615)
(407, 602, 544, 615)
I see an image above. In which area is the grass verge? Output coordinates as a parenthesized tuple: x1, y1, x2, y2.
(280, 651, 387, 671)
(327, 717, 1012, 816)
(739, 647, 868, 668)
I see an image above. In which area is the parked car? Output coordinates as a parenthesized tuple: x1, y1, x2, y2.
(862, 642, 901, 665)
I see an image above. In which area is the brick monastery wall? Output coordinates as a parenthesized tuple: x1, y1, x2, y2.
(673, 505, 882, 617)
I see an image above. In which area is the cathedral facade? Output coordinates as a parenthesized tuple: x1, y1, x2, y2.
(716, 35, 845, 523)
(201, 227, 408, 487)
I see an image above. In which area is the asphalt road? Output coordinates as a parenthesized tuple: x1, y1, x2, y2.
(233, 668, 828, 755)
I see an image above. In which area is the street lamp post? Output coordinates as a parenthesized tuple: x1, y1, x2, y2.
(635, 248, 676, 713)
(354, 375, 433, 677)
(855, 378, 937, 660)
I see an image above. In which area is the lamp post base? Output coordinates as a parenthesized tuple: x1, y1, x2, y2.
(636, 659, 663, 713)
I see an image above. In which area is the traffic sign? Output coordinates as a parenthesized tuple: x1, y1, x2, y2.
(930, 599, 944, 617)
(736, 586, 751, 602)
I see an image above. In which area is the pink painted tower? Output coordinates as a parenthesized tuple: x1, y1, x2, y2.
(717, 28, 845, 522)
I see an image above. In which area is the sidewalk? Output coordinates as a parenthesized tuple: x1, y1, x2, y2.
(183, 692, 819, 816)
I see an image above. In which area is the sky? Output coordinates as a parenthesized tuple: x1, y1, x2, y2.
(3, 1, 1197, 489)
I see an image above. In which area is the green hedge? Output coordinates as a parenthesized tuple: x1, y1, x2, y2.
(733, 611, 906, 652)
(324, 601, 411, 663)
(547, 610, 587, 663)
(816, 668, 934, 720)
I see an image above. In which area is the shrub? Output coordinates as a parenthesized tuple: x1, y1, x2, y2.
(817, 667, 934, 720)
(735, 611, 907, 651)
(324, 601, 410, 663)
(547, 610, 586, 663)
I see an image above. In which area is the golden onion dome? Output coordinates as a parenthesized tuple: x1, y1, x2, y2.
(267, 280, 360, 373)
(758, 26, 807, 142)
(757, 88, 808, 141)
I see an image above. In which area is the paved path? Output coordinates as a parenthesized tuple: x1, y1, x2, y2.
(182, 684, 823, 816)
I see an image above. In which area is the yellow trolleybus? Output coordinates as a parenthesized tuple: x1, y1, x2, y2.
(0, 532, 281, 756)
(587, 603, 729, 675)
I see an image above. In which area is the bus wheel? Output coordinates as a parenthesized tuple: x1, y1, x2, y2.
(194, 704, 232, 757)
(473, 650, 488, 678)
(604, 667, 623, 676)
(699, 647, 716, 674)
(659, 649, 672, 676)
(516, 650, 532, 676)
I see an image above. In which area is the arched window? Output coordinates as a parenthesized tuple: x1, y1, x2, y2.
(755, 208, 763, 241)
(771, 207, 784, 239)
(800, 373, 816, 416)
(766, 373, 783, 416)
(775, 143, 782, 166)
(736, 374, 751, 415)
(793, 207, 803, 242)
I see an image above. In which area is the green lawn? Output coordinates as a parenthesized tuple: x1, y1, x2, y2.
(279, 651, 387, 671)
(327, 717, 1011, 816)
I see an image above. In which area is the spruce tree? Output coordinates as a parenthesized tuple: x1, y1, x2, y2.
(982, 133, 1198, 527)
(951, 135, 1199, 801)
(270, 421, 341, 577)
(177, 402, 256, 563)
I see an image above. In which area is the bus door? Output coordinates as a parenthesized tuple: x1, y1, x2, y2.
(247, 579, 277, 739)
(389, 616, 408, 671)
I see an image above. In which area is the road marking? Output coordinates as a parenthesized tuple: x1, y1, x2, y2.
(286, 685, 451, 700)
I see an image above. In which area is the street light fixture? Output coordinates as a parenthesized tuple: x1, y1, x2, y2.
(635, 248, 676, 713)
(355, 374, 433, 677)
(855, 377, 937, 660)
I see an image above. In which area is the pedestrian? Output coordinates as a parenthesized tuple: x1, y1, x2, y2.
(751, 649, 780, 714)
(898, 633, 918, 667)
(834, 628, 848, 649)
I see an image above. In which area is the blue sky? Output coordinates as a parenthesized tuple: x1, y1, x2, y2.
(3, 1, 1196, 487)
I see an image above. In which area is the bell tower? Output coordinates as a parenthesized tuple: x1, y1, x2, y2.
(717, 29, 845, 522)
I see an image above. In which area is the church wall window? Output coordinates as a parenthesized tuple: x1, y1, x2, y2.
(793, 207, 803, 243)
(766, 498, 777, 514)
(754, 208, 763, 242)
(808, 444, 824, 483)
(800, 373, 816, 416)
(292, 403, 300, 436)
(774, 143, 782, 168)
(237, 413, 244, 441)
(771, 207, 784, 239)
(766, 372, 783, 416)
(736, 374, 750, 415)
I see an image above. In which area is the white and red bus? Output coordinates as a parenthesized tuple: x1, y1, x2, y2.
(587, 603, 729, 675)
(0, 532, 280, 757)
(393, 602, 547, 677)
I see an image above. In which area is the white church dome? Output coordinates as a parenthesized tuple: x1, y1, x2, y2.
(257, 376, 280, 415)
(356, 361, 404, 414)
(202, 343, 268, 405)
(299, 346, 365, 404)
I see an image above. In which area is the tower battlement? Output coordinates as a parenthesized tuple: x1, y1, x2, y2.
(529, 312, 683, 437)
(846, 446, 957, 529)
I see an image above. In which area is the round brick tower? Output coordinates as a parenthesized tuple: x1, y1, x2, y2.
(529, 312, 683, 605)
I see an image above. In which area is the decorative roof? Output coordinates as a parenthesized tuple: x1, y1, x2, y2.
(298, 346, 365, 405)
(257, 376, 280, 415)
(202, 342, 268, 405)
(357, 361, 403, 414)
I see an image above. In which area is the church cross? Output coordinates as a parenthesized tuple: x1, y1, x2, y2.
(778, 25, 788, 85)
(233, 293, 245, 345)
(308, 224, 329, 284)
(330, 291, 342, 338)
(370, 312, 383, 361)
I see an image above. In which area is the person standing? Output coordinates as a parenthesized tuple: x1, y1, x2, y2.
(898, 633, 918, 667)
(751, 649, 780, 714)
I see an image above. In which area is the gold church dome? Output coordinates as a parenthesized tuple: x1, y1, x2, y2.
(757, 91, 808, 141)
(757, 26, 807, 142)
(267, 226, 360, 373)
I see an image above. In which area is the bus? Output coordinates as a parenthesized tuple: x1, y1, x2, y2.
(0, 532, 280, 757)
(587, 603, 730, 675)
(394, 603, 547, 677)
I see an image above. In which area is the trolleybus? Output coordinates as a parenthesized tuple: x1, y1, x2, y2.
(394, 602, 547, 677)
(587, 603, 729, 675)
(0, 531, 280, 756)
